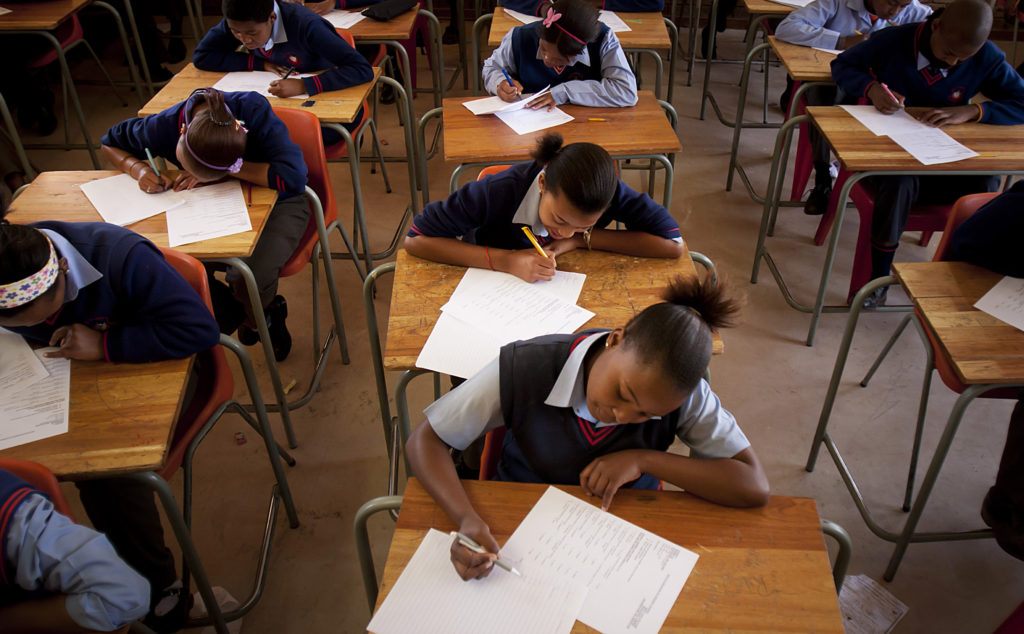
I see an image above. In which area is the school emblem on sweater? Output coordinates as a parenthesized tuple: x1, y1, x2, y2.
(950, 87, 966, 103)
(287, 54, 301, 66)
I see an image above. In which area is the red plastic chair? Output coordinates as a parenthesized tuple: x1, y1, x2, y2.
(478, 427, 506, 481)
(0, 458, 75, 520)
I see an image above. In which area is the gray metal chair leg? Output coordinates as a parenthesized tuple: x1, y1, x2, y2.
(821, 519, 852, 592)
(859, 313, 914, 387)
(354, 495, 404, 612)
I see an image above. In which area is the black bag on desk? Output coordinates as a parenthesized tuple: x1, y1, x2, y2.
(361, 0, 418, 20)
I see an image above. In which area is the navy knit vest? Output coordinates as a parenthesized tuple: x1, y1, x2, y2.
(511, 23, 608, 93)
(497, 330, 679, 487)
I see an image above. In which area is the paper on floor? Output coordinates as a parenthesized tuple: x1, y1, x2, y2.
(974, 275, 1024, 332)
(165, 181, 252, 247)
(323, 9, 366, 29)
(0, 328, 48, 392)
(367, 528, 587, 634)
(495, 106, 574, 135)
(463, 86, 553, 115)
(80, 174, 186, 226)
(501, 487, 699, 634)
(212, 70, 314, 99)
(838, 574, 909, 634)
(0, 350, 70, 451)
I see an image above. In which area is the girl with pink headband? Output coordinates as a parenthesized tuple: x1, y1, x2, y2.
(482, 0, 638, 109)
(101, 88, 308, 362)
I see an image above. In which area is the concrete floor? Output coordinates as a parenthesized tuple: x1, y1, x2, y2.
(15, 19, 1023, 633)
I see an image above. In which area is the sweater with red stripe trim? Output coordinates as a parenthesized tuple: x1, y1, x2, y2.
(193, 1, 373, 96)
(101, 91, 307, 199)
(831, 20, 1024, 124)
(0, 472, 34, 588)
(499, 0, 664, 15)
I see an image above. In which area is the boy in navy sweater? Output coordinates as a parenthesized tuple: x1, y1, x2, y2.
(830, 0, 1024, 306)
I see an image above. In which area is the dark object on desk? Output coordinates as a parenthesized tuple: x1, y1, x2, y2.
(362, 0, 417, 21)
(301, 100, 316, 107)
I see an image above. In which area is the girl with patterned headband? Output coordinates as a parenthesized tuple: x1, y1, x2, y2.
(101, 88, 308, 362)
(482, 0, 638, 109)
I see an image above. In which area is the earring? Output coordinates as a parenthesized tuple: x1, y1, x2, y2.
(605, 338, 611, 349)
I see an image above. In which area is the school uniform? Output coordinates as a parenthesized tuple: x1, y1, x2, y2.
(193, 0, 373, 143)
(0, 470, 150, 631)
(482, 23, 638, 107)
(500, 0, 665, 13)
(101, 91, 310, 311)
(831, 18, 1024, 282)
(407, 160, 681, 249)
(426, 330, 750, 487)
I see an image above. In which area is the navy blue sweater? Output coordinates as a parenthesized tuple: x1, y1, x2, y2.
(193, 1, 373, 96)
(7, 222, 220, 364)
(831, 21, 1024, 124)
(101, 91, 307, 199)
(513, 23, 607, 92)
(949, 181, 1024, 277)
(500, 0, 664, 15)
(408, 161, 681, 250)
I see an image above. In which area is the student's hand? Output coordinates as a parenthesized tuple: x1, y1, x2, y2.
(268, 78, 306, 98)
(527, 92, 557, 111)
(135, 168, 174, 194)
(303, 0, 335, 14)
(450, 517, 501, 580)
(264, 62, 292, 77)
(46, 324, 104, 361)
(837, 33, 866, 49)
(546, 234, 584, 257)
(173, 170, 206, 191)
(915, 105, 979, 127)
(497, 78, 523, 102)
(503, 249, 557, 282)
(867, 83, 905, 114)
(580, 450, 646, 511)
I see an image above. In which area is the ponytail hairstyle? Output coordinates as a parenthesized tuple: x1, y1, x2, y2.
(0, 222, 61, 319)
(531, 133, 617, 215)
(180, 89, 248, 182)
(622, 275, 740, 393)
(536, 0, 601, 58)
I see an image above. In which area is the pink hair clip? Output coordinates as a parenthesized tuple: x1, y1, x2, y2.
(542, 7, 585, 44)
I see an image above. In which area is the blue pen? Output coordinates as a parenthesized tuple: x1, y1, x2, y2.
(144, 147, 160, 178)
(500, 67, 519, 96)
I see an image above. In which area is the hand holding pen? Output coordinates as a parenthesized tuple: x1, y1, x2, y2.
(46, 324, 104, 361)
(268, 66, 304, 98)
(497, 67, 523, 102)
(868, 82, 905, 114)
(450, 525, 521, 581)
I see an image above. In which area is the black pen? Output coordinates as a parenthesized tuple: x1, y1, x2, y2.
(281, 66, 296, 80)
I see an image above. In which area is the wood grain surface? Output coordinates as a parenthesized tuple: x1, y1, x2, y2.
(768, 36, 835, 83)
(487, 7, 670, 48)
(0, 0, 89, 31)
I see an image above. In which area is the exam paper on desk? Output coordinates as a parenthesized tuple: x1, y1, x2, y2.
(367, 528, 587, 634)
(463, 86, 553, 115)
(212, 71, 314, 100)
(496, 106, 575, 135)
(165, 180, 252, 247)
(503, 7, 632, 31)
(974, 275, 1024, 333)
(323, 9, 366, 29)
(80, 173, 186, 227)
(0, 350, 70, 451)
(501, 487, 699, 634)
(887, 127, 979, 165)
(838, 105, 926, 137)
(0, 328, 48, 393)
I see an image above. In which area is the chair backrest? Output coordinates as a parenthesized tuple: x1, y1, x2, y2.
(932, 192, 1001, 263)
(0, 458, 75, 520)
(478, 427, 506, 481)
(156, 247, 234, 479)
(477, 165, 512, 180)
(272, 107, 337, 278)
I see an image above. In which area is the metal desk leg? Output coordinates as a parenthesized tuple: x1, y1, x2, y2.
(363, 262, 397, 453)
(418, 107, 443, 207)
(663, 17, 678, 104)
(686, 0, 700, 86)
(726, 41, 769, 192)
(456, 0, 468, 89)
(92, 1, 147, 106)
(698, 0, 720, 119)
(111, 0, 154, 97)
(470, 13, 494, 96)
(0, 94, 34, 180)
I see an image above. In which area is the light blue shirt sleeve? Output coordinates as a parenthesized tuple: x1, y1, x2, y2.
(424, 358, 505, 451)
(549, 30, 638, 107)
(5, 493, 150, 631)
(775, 0, 932, 50)
(483, 30, 518, 97)
(674, 379, 750, 459)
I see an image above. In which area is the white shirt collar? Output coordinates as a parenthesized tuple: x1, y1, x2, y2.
(511, 171, 549, 238)
(38, 229, 103, 303)
(534, 43, 592, 68)
(264, 1, 288, 51)
(918, 52, 948, 76)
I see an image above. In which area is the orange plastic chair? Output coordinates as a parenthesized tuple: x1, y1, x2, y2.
(478, 427, 507, 482)
(0, 458, 75, 520)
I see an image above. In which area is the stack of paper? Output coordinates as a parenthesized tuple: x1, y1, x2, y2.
(503, 7, 631, 32)
(839, 104, 979, 165)
(463, 86, 574, 134)
(80, 174, 187, 226)
(416, 268, 593, 379)
(0, 331, 70, 451)
(323, 9, 366, 29)
(463, 86, 553, 115)
(974, 276, 1024, 332)
(212, 71, 315, 99)
(767, 0, 815, 7)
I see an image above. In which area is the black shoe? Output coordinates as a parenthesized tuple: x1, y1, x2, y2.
(209, 278, 247, 335)
(266, 295, 292, 362)
(237, 323, 259, 346)
(443, 23, 459, 44)
(149, 65, 173, 83)
(982, 489, 1024, 561)
(143, 581, 189, 634)
(700, 26, 717, 60)
(803, 183, 832, 215)
(862, 286, 888, 309)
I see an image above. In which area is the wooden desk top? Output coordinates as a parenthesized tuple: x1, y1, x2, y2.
(0, 357, 191, 479)
(742, 0, 797, 15)
(768, 36, 835, 83)
(0, 0, 89, 31)
(893, 261, 1024, 385)
(808, 106, 1024, 172)
(138, 64, 381, 124)
(384, 248, 722, 371)
(375, 478, 844, 633)
(443, 91, 680, 163)
(348, 8, 417, 40)
(6, 171, 277, 259)
(488, 7, 670, 48)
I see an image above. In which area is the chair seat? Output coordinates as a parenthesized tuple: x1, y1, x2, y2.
(27, 16, 83, 68)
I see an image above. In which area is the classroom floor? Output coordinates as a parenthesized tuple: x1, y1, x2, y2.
(21, 17, 1023, 633)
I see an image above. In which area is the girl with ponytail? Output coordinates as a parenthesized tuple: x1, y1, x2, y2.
(407, 275, 770, 580)
(405, 132, 683, 282)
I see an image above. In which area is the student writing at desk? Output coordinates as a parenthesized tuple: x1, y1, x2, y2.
(0, 221, 220, 631)
(404, 133, 683, 282)
(482, 0, 638, 109)
(774, 0, 932, 214)
(100, 88, 309, 361)
(193, 0, 374, 144)
(499, 0, 666, 15)
(830, 0, 1024, 307)
(406, 277, 770, 580)
(0, 468, 150, 633)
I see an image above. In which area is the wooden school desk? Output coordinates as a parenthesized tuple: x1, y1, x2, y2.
(367, 247, 721, 496)
(727, 36, 836, 202)
(752, 105, 1024, 346)
(435, 91, 681, 209)
(473, 7, 678, 102)
(808, 261, 1024, 581)
(698, 0, 794, 121)
(0, 0, 145, 168)
(373, 478, 845, 632)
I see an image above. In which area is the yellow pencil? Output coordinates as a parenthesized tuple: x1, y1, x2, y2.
(521, 226, 549, 259)
(588, 117, 607, 121)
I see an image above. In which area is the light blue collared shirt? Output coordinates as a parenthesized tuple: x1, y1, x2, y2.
(917, 52, 948, 77)
(39, 229, 102, 304)
(510, 172, 548, 238)
(482, 27, 638, 107)
(775, 0, 931, 50)
(263, 1, 289, 51)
